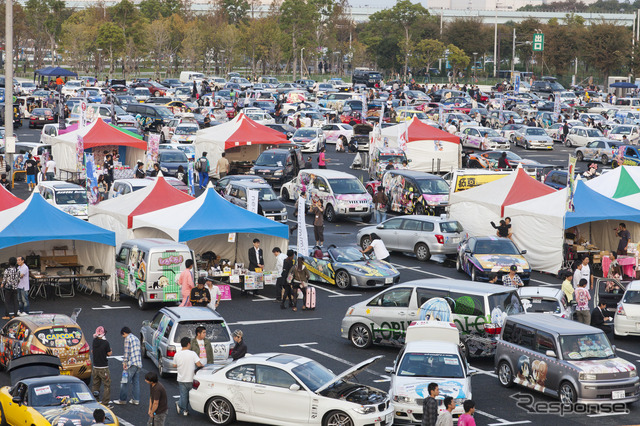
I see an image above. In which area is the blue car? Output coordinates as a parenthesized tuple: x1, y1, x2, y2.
(456, 236, 531, 284)
(156, 149, 189, 177)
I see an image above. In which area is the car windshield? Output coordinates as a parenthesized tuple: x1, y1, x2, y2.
(416, 179, 449, 195)
(480, 129, 501, 138)
(505, 152, 523, 161)
(379, 154, 405, 163)
(176, 87, 191, 94)
(397, 353, 464, 378)
(329, 247, 366, 262)
(504, 112, 520, 119)
(174, 126, 198, 135)
(30, 381, 94, 407)
(328, 178, 366, 194)
(255, 153, 287, 167)
(586, 129, 604, 137)
(549, 82, 565, 91)
(258, 187, 278, 201)
(160, 152, 187, 163)
(488, 291, 524, 315)
(155, 106, 173, 118)
(526, 128, 546, 136)
(55, 190, 87, 205)
(440, 221, 463, 233)
(474, 239, 520, 254)
(623, 290, 640, 304)
(560, 333, 614, 360)
(294, 129, 317, 138)
(292, 360, 336, 392)
(612, 126, 633, 135)
(255, 101, 273, 108)
(172, 320, 230, 343)
(521, 297, 562, 314)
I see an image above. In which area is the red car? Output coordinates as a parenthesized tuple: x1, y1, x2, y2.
(340, 111, 365, 125)
(131, 81, 167, 97)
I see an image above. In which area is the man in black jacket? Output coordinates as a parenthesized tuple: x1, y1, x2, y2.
(230, 330, 247, 361)
(591, 301, 614, 336)
(248, 238, 264, 271)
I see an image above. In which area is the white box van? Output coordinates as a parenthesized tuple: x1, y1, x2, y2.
(116, 238, 195, 309)
(180, 71, 205, 84)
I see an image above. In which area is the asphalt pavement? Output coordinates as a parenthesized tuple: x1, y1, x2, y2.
(0, 122, 635, 426)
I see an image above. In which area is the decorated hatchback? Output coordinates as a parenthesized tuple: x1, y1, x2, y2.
(456, 236, 531, 285)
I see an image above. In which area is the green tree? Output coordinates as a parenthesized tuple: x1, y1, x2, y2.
(220, 0, 249, 24)
(444, 18, 492, 65)
(138, 0, 183, 20)
(280, 0, 318, 80)
(390, 0, 430, 77)
(25, 0, 71, 67)
(410, 39, 445, 76)
(581, 21, 630, 84)
(96, 21, 125, 76)
(447, 44, 470, 83)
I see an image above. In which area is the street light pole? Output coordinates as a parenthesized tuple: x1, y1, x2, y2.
(473, 52, 478, 79)
(301, 47, 305, 79)
(493, 15, 498, 78)
(511, 27, 516, 80)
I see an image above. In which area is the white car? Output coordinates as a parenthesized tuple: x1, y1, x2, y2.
(244, 109, 275, 125)
(108, 177, 189, 199)
(189, 353, 393, 426)
(460, 126, 510, 150)
(170, 123, 199, 143)
(287, 111, 326, 128)
(608, 124, 640, 144)
(132, 87, 151, 102)
(585, 102, 610, 114)
(517, 286, 572, 318)
(386, 322, 473, 424)
(61, 80, 84, 97)
(614, 280, 640, 336)
(17, 81, 37, 95)
(565, 126, 606, 147)
(291, 127, 325, 153)
(37, 181, 88, 220)
(158, 142, 196, 160)
(321, 123, 353, 144)
(544, 120, 582, 142)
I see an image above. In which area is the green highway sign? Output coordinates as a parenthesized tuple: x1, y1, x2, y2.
(532, 33, 544, 51)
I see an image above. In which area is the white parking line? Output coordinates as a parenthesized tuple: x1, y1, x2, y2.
(529, 278, 557, 286)
(117, 417, 136, 426)
(280, 342, 318, 347)
(587, 412, 630, 418)
(477, 409, 531, 425)
(391, 263, 453, 280)
(328, 294, 364, 298)
(471, 366, 498, 378)
(228, 284, 272, 301)
(308, 283, 351, 296)
(615, 348, 640, 358)
(92, 305, 131, 310)
(228, 318, 322, 326)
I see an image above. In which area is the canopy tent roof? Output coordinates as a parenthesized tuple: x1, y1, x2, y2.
(34, 67, 78, 77)
(89, 175, 193, 228)
(132, 184, 289, 242)
(380, 117, 460, 144)
(0, 184, 24, 211)
(610, 82, 638, 88)
(54, 118, 146, 149)
(586, 166, 640, 199)
(195, 112, 288, 150)
(0, 193, 114, 250)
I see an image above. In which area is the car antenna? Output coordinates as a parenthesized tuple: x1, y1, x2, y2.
(70, 308, 82, 323)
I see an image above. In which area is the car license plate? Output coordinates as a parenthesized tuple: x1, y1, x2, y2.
(451, 237, 459, 243)
(385, 278, 393, 284)
(612, 390, 625, 399)
(385, 413, 393, 425)
(267, 216, 275, 220)
(354, 207, 364, 211)
(60, 370, 71, 375)
(166, 293, 177, 301)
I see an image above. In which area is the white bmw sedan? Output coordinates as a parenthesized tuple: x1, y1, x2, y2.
(189, 353, 393, 426)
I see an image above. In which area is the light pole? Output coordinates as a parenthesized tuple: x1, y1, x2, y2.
(301, 47, 305, 79)
(511, 27, 516, 79)
(473, 52, 478, 79)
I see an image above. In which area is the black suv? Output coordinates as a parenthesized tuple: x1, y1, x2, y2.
(531, 79, 565, 97)
(352, 69, 383, 87)
(125, 103, 174, 132)
(249, 145, 303, 187)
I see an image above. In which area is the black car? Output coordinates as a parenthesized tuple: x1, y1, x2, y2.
(352, 69, 383, 87)
(265, 123, 296, 139)
(249, 146, 303, 187)
(161, 78, 183, 88)
(108, 84, 129, 94)
(125, 103, 174, 132)
(156, 149, 189, 177)
(28, 108, 54, 129)
(223, 181, 288, 223)
(215, 174, 268, 194)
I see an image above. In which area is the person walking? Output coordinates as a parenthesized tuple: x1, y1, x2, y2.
(292, 257, 310, 311)
(2, 257, 19, 319)
(361, 233, 390, 262)
(25, 154, 37, 191)
(310, 197, 325, 247)
(436, 396, 455, 426)
(190, 326, 214, 365)
(575, 279, 591, 325)
(280, 250, 295, 310)
(196, 152, 210, 189)
(230, 330, 247, 360)
(178, 259, 195, 307)
(318, 147, 328, 169)
(372, 186, 388, 224)
(458, 400, 477, 426)
(44, 155, 56, 181)
(272, 247, 287, 301)
(16, 256, 29, 316)
(421, 382, 439, 426)
(91, 326, 113, 408)
(216, 152, 230, 179)
(190, 277, 211, 307)
(115, 327, 142, 406)
(174, 337, 203, 416)
(145, 372, 168, 426)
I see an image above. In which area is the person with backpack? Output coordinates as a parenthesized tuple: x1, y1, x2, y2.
(196, 152, 210, 190)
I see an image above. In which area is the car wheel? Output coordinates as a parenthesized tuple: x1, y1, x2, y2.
(525, 141, 531, 150)
(471, 268, 478, 281)
(281, 188, 290, 202)
(612, 160, 619, 169)
(154, 123, 162, 133)
(456, 256, 462, 272)
(137, 292, 147, 310)
(559, 381, 577, 405)
(349, 323, 373, 349)
(206, 396, 236, 425)
(360, 235, 372, 250)
(361, 214, 372, 223)
(415, 243, 431, 262)
(140, 335, 148, 358)
(565, 138, 572, 148)
(159, 133, 165, 143)
(601, 154, 609, 165)
(335, 270, 351, 290)
(415, 203, 425, 215)
(576, 151, 584, 162)
(324, 410, 354, 426)
(154, 91, 160, 97)
(325, 204, 336, 223)
(157, 353, 167, 378)
(498, 361, 514, 387)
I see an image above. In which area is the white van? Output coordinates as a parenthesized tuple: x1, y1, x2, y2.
(179, 71, 205, 84)
(115, 238, 195, 309)
(37, 181, 88, 220)
(280, 169, 373, 222)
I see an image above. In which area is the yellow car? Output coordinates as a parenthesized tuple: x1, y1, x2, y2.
(0, 355, 118, 425)
(0, 314, 92, 380)
(163, 100, 191, 114)
(396, 109, 428, 122)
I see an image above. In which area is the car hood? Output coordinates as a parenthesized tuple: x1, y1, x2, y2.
(316, 355, 383, 394)
(472, 254, 529, 272)
(393, 376, 469, 400)
(292, 137, 316, 144)
(337, 259, 399, 277)
(525, 135, 552, 141)
(568, 358, 635, 374)
(35, 402, 117, 425)
(252, 165, 282, 173)
(488, 137, 509, 144)
(259, 199, 285, 210)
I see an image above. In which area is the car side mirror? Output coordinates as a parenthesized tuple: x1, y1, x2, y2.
(468, 368, 478, 376)
(377, 225, 384, 229)
(521, 250, 527, 254)
(545, 350, 557, 358)
(289, 384, 301, 391)
(385, 366, 394, 374)
(142, 320, 150, 327)
(12, 395, 21, 405)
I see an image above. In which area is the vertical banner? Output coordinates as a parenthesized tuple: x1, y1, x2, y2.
(514, 74, 521, 94)
(397, 120, 408, 152)
(567, 156, 577, 212)
(438, 106, 445, 128)
(188, 161, 195, 196)
(79, 100, 87, 128)
(58, 100, 66, 130)
(247, 189, 259, 214)
(297, 196, 309, 257)
(553, 94, 562, 121)
(85, 153, 100, 205)
(361, 93, 368, 122)
(147, 133, 160, 171)
(76, 135, 84, 172)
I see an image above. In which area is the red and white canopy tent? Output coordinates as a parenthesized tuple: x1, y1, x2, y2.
(50, 118, 147, 171)
(0, 184, 24, 211)
(194, 112, 288, 176)
(88, 175, 194, 249)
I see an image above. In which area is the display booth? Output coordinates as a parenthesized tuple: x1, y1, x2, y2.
(50, 118, 147, 175)
(34, 66, 78, 85)
(449, 166, 555, 239)
(0, 193, 116, 297)
(504, 180, 640, 274)
(131, 184, 289, 272)
(88, 175, 193, 249)
(380, 117, 461, 173)
(194, 112, 288, 177)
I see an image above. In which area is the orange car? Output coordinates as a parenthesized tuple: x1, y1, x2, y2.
(0, 314, 91, 380)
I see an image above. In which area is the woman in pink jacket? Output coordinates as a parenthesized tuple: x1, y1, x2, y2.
(178, 259, 195, 307)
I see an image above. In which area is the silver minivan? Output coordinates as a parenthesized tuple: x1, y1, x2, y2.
(495, 313, 640, 404)
(356, 216, 464, 262)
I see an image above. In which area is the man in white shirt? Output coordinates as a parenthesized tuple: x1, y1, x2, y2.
(45, 155, 57, 181)
(174, 337, 203, 416)
(16, 256, 29, 316)
(272, 247, 287, 301)
(580, 256, 593, 290)
(204, 279, 222, 310)
(360, 233, 390, 262)
(573, 262, 583, 289)
(447, 121, 457, 134)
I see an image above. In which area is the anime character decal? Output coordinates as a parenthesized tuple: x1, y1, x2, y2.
(514, 355, 548, 391)
(127, 245, 146, 294)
